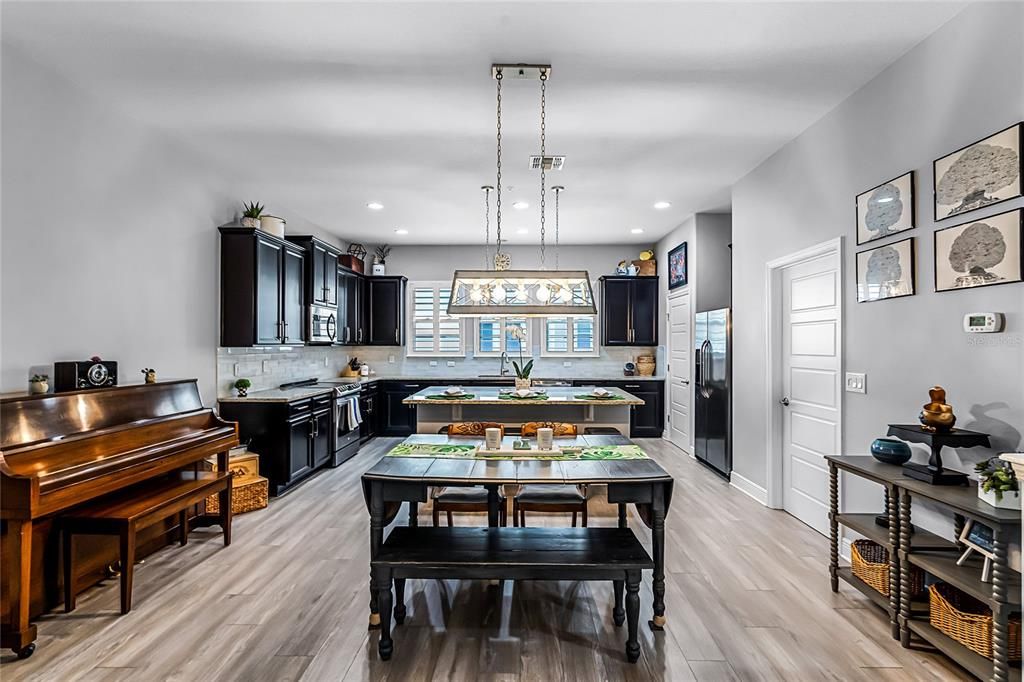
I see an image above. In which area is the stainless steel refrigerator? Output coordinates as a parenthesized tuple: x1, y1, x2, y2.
(694, 308, 731, 478)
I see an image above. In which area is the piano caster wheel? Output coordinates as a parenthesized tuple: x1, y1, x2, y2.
(15, 643, 36, 659)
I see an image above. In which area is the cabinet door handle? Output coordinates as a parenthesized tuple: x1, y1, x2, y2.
(625, 384, 640, 389)
(282, 320, 289, 342)
(395, 329, 399, 344)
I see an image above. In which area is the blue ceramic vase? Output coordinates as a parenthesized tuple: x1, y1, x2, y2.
(870, 438, 912, 465)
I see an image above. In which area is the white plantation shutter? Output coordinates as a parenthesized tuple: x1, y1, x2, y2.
(542, 313, 598, 357)
(407, 283, 465, 356)
(475, 316, 531, 356)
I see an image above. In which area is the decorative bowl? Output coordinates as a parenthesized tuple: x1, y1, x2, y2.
(870, 438, 912, 465)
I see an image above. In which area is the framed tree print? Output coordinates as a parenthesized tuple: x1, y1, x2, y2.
(667, 242, 688, 289)
(856, 237, 916, 302)
(934, 123, 1022, 221)
(934, 208, 1022, 292)
(856, 171, 915, 245)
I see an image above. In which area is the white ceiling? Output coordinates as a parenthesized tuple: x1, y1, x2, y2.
(3, 1, 966, 245)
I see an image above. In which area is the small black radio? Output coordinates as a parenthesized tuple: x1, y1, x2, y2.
(54, 360, 118, 392)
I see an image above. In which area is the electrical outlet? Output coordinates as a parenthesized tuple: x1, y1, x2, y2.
(233, 363, 241, 377)
(563, 361, 572, 368)
(262, 360, 270, 373)
(845, 372, 866, 394)
(324, 356, 329, 367)
(388, 355, 396, 364)
(447, 361, 456, 367)
(429, 360, 438, 367)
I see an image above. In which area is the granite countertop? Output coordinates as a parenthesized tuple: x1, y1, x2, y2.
(403, 386, 644, 406)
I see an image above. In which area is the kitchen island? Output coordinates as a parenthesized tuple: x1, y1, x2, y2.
(403, 385, 644, 435)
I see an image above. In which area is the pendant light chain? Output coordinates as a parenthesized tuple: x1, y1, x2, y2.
(538, 69, 547, 269)
(554, 186, 561, 270)
(494, 70, 503, 259)
(482, 186, 492, 269)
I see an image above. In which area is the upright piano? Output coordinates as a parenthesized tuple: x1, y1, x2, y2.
(0, 379, 238, 659)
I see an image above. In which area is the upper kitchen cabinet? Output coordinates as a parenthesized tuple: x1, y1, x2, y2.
(599, 276, 659, 346)
(286, 236, 340, 307)
(220, 226, 306, 346)
(367, 276, 407, 346)
(336, 266, 364, 345)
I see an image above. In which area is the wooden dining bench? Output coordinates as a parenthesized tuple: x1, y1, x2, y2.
(62, 470, 232, 615)
(371, 526, 654, 662)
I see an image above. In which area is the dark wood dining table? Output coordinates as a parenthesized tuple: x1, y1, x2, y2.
(360, 433, 675, 632)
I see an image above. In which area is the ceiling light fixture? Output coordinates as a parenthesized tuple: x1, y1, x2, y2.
(448, 64, 595, 317)
(394, 228, 408, 235)
(367, 202, 384, 210)
(653, 201, 671, 210)
(631, 228, 645, 234)
(512, 201, 530, 210)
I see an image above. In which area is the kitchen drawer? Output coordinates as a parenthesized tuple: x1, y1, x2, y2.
(286, 398, 313, 416)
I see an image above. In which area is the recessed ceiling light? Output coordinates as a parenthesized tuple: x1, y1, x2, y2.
(512, 201, 530, 210)
(631, 228, 645, 234)
(516, 228, 529, 235)
(367, 202, 384, 210)
(653, 201, 671, 210)
(394, 228, 408, 235)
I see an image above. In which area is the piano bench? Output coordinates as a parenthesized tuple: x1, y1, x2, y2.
(61, 470, 232, 615)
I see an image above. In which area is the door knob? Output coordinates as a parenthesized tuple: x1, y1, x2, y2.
(780, 397, 790, 406)
(681, 379, 689, 385)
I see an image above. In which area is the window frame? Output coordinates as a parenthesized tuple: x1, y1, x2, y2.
(540, 311, 600, 358)
(406, 281, 466, 357)
(474, 316, 534, 358)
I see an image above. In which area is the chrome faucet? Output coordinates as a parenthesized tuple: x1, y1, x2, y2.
(499, 351, 511, 376)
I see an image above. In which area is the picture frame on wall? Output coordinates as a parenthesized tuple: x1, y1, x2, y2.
(934, 207, 1022, 292)
(933, 122, 1022, 221)
(856, 237, 916, 303)
(856, 171, 915, 245)
(667, 241, 688, 289)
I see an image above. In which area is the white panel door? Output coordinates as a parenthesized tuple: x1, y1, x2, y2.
(781, 256, 840, 535)
(667, 291, 691, 453)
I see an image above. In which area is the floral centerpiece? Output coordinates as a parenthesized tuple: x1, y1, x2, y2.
(507, 325, 533, 390)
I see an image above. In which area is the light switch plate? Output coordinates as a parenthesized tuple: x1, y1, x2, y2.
(262, 360, 270, 373)
(447, 361, 456, 367)
(563, 361, 573, 368)
(233, 363, 241, 377)
(429, 360, 438, 367)
(388, 355, 396, 364)
(845, 372, 866, 393)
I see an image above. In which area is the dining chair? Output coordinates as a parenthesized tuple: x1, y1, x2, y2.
(432, 423, 507, 526)
(513, 422, 589, 527)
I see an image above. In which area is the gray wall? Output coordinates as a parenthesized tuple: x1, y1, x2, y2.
(732, 2, 1024, 497)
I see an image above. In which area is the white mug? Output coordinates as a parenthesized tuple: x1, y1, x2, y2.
(537, 427, 554, 451)
(485, 428, 502, 451)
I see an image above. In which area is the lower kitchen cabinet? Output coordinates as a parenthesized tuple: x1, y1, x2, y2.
(573, 379, 664, 438)
(219, 394, 334, 496)
(379, 381, 430, 436)
(359, 381, 379, 442)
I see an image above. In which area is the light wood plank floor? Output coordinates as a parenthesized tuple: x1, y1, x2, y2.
(3, 438, 966, 681)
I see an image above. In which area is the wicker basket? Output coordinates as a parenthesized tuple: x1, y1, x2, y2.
(636, 356, 656, 376)
(206, 476, 269, 515)
(850, 539, 924, 597)
(929, 582, 1022, 661)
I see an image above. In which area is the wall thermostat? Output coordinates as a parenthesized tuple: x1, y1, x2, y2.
(963, 312, 1004, 333)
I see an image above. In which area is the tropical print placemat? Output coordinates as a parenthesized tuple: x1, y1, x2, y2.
(424, 393, 476, 400)
(387, 442, 649, 460)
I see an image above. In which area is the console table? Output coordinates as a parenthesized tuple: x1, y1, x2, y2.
(827, 455, 1021, 682)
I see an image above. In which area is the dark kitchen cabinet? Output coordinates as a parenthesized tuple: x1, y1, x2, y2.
(599, 276, 659, 346)
(287, 236, 341, 307)
(572, 379, 664, 438)
(220, 226, 306, 347)
(379, 380, 427, 436)
(336, 267, 363, 345)
(367, 276, 407, 346)
(219, 393, 334, 496)
(359, 381, 379, 442)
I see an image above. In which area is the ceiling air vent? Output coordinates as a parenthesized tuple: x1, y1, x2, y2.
(529, 155, 565, 171)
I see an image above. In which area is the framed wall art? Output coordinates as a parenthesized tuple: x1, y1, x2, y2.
(667, 241, 688, 289)
(856, 171, 915, 245)
(933, 122, 1022, 221)
(856, 237, 916, 303)
(934, 207, 1022, 292)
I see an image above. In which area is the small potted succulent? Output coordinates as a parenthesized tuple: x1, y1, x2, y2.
(29, 374, 49, 394)
(241, 201, 264, 228)
(976, 457, 1020, 509)
(234, 378, 252, 398)
(141, 368, 157, 383)
(372, 245, 391, 275)
(508, 325, 533, 390)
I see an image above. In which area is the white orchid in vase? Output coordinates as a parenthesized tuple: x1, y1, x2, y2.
(506, 324, 533, 387)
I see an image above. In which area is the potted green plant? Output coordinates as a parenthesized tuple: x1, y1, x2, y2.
(29, 374, 49, 394)
(975, 457, 1020, 509)
(507, 325, 533, 390)
(241, 201, 264, 228)
(234, 378, 252, 398)
(373, 245, 391, 275)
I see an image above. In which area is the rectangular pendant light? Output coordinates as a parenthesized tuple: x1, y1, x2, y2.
(446, 270, 596, 317)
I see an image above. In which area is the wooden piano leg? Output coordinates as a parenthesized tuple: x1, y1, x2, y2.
(178, 510, 188, 547)
(119, 523, 137, 615)
(4, 518, 37, 658)
(64, 528, 77, 612)
(221, 478, 233, 547)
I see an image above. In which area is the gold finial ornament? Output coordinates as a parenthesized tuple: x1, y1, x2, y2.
(920, 386, 956, 432)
